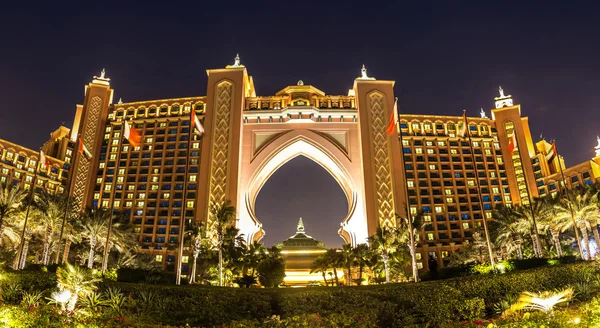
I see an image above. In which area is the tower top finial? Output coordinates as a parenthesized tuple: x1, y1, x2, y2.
(595, 136, 600, 157)
(92, 68, 110, 85)
(480, 107, 488, 118)
(234, 53, 240, 66)
(494, 85, 513, 108)
(118, 97, 123, 104)
(297, 217, 305, 233)
(357, 64, 375, 80)
(499, 85, 505, 98)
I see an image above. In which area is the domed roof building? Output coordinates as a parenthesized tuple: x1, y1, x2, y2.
(279, 218, 340, 286)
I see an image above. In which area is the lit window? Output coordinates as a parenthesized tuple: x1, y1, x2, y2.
(155, 255, 163, 262)
(462, 223, 469, 229)
(152, 177, 159, 182)
(415, 148, 423, 154)
(6, 152, 14, 160)
(467, 180, 475, 186)
(153, 169, 160, 174)
(417, 262, 423, 269)
(402, 140, 409, 146)
(450, 149, 458, 154)
(423, 215, 432, 222)
(473, 141, 479, 147)
(114, 200, 121, 207)
(412, 123, 420, 130)
(416, 253, 422, 260)
(427, 233, 434, 240)
(1, 177, 6, 183)
(410, 207, 417, 215)
(111, 147, 118, 153)
(146, 137, 153, 143)
(101, 200, 109, 208)
(137, 201, 145, 207)
(192, 142, 200, 149)
(104, 134, 110, 140)
(438, 141, 446, 147)
(424, 124, 432, 130)
(123, 146, 129, 152)
(484, 142, 490, 148)
(66, 149, 72, 156)
(485, 149, 492, 155)
(490, 172, 496, 178)
(1, 168, 7, 174)
(427, 149, 434, 154)
(486, 212, 492, 218)
(496, 157, 503, 164)
(186, 201, 194, 208)
(446, 197, 454, 203)
(182, 256, 189, 263)
(429, 164, 437, 170)
(25, 176, 33, 183)
(494, 143, 500, 149)
(151, 185, 159, 191)
(125, 201, 133, 207)
(113, 132, 121, 138)
(105, 126, 112, 132)
(435, 206, 443, 213)
(426, 141, 433, 146)
(445, 189, 452, 195)
(441, 251, 449, 258)
(104, 185, 112, 191)
(138, 193, 146, 199)
(109, 154, 117, 160)
(14, 172, 21, 178)
(504, 195, 511, 202)
(94, 193, 100, 200)
(407, 180, 414, 188)
(492, 187, 499, 194)
(117, 177, 124, 183)
(189, 175, 197, 182)
(127, 193, 134, 199)
(162, 193, 170, 199)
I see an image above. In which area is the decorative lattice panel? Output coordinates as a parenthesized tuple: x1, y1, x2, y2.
(368, 92, 395, 228)
(207, 81, 233, 233)
(72, 96, 102, 209)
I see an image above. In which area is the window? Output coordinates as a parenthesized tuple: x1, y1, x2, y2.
(415, 148, 423, 154)
(155, 255, 163, 262)
(407, 180, 414, 188)
(429, 164, 437, 170)
(435, 206, 443, 213)
(427, 233, 434, 241)
(437, 141, 446, 147)
(462, 222, 469, 229)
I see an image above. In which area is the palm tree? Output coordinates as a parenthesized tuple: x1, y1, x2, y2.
(396, 211, 426, 282)
(0, 183, 26, 246)
(61, 211, 83, 264)
(556, 189, 600, 260)
(245, 240, 266, 277)
(515, 199, 547, 258)
(340, 243, 354, 285)
(324, 248, 342, 286)
(80, 208, 110, 268)
(186, 222, 204, 284)
(34, 192, 65, 265)
(352, 243, 370, 285)
(538, 197, 568, 258)
(492, 206, 525, 260)
(310, 254, 330, 286)
(56, 263, 100, 311)
(368, 226, 398, 283)
(210, 200, 236, 287)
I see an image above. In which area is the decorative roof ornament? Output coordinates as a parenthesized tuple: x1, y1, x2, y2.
(92, 68, 110, 85)
(297, 217, 305, 233)
(494, 85, 513, 109)
(540, 133, 545, 140)
(117, 97, 123, 104)
(227, 53, 244, 68)
(357, 64, 375, 80)
(595, 136, 600, 157)
(297, 80, 304, 86)
(480, 107, 488, 119)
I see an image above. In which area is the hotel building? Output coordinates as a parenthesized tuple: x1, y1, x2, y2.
(1, 58, 598, 274)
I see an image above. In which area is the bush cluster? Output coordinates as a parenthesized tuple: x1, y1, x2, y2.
(0, 262, 595, 327)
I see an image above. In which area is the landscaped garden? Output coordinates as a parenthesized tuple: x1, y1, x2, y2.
(1, 260, 600, 327)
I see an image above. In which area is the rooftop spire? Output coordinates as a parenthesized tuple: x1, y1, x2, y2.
(494, 85, 513, 109)
(297, 217, 305, 233)
(92, 68, 110, 85)
(480, 107, 488, 118)
(357, 64, 375, 80)
(226, 53, 244, 68)
(595, 136, 600, 157)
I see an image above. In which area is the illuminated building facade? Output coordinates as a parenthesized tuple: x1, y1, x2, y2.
(2, 57, 600, 274)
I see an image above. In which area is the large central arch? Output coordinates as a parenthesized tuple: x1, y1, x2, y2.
(237, 128, 369, 246)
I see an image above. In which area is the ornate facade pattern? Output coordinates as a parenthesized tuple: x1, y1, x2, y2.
(72, 96, 102, 209)
(207, 81, 233, 233)
(367, 92, 395, 228)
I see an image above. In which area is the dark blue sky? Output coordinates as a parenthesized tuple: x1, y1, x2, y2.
(1, 1, 599, 246)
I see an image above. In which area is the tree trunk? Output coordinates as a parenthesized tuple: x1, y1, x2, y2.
(530, 234, 540, 258)
(581, 226, 591, 261)
(190, 254, 198, 284)
(514, 237, 523, 260)
(333, 268, 339, 286)
(62, 239, 72, 264)
(358, 265, 364, 286)
(0, 217, 4, 246)
(88, 239, 96, 269)
(322, 272, 327, 286)
(346, 266, 352, 286)
(592, 225, 600, 259)
(67, 293, 78, 312)
(20, 238, 30, 269)
(552, 230, 563, 258)
(218, 246, 223, 287)
(409, 235, 419, 282)
(382, 254, 390, 283)
(42, 229, 51, 265)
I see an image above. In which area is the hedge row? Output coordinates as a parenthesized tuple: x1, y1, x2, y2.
(101, 262, 596, 327)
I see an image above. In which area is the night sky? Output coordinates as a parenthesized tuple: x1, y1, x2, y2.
(1, 2, 599, 247)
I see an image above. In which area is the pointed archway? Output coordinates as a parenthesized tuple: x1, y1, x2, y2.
(254, 155, 348, 247)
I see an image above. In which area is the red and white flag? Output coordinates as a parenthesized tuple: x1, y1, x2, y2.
(508, 132, 517, 153)
(546, 140, 557, 163)
(78, 138, 93, 160)
(191, 110, 204, 135)
(385, 98, 399, 136)
(457, 111, 468, 137)
(123, 120, 142, 147)
(39, 150, 50, 167)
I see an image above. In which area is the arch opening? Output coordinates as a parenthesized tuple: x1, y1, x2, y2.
(255, 156, 348, 247)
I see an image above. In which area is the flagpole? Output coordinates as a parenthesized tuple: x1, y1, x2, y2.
(176, 103, 195, 285)
(102, 123, 124, 275)
(393, 97, 420, 282)
(14, 151, 42, 270)
(463, 110, 496, 269)
(554, 140, 583, 259)
(55, 138, 80, 264)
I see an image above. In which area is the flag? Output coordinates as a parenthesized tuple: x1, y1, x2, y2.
(123, 120, 142, 147)
(191, 109, 204, 135)
(39, 150, 50, 167)
(546, 140, 557, 163)
(385, 98, 399, 136)
(78, 138, 93, 160)
(508, 132, 517, 153)
(457, 111, 467, 137)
